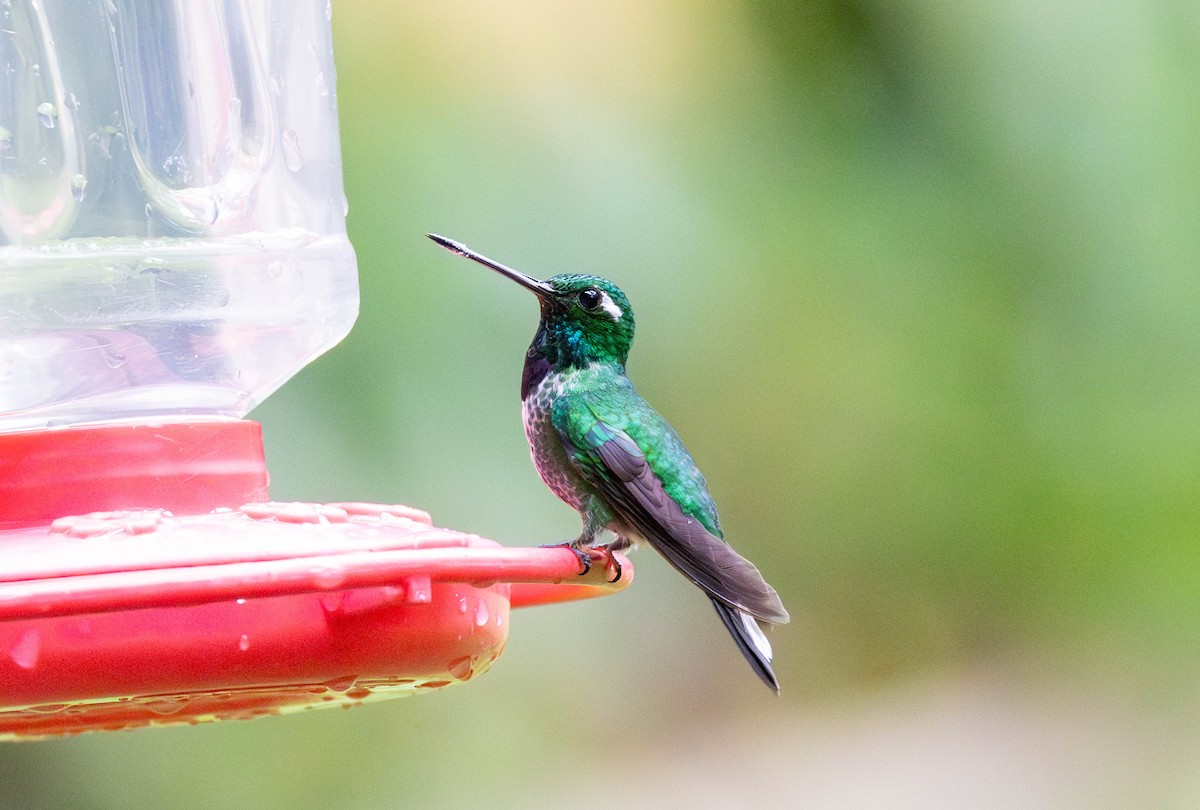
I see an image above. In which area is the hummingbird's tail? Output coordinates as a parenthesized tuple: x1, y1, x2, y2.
(711, 597, 779, 694)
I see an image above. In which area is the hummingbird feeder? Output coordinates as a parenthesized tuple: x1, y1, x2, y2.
(0, 1, 630, 740)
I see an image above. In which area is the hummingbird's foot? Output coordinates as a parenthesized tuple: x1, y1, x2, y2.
(540, 541, 593, 575)
(538, 542, 622, 581)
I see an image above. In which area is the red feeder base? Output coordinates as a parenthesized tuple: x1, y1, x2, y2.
(0, 421, 631, 740)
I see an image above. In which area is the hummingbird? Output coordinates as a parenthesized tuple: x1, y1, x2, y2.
(428, 233, 790, 692)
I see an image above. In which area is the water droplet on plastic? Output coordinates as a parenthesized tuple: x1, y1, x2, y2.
(71, 173, 88, 201)
(103, 351, 126, 369)
(67, 92, 80, 110)
(405, 575, 432, 603)
(457, 596, 468, 614)
(36, 101, 56, 128)
(345, 686, 370, 700)
(144, 203, 153, 218)
(9, 630, 39, 669)
(235, 598, 247, 606)
(0, 126, 11, 151)
(31, 63, 40, 78)
(89, 125, 122, 159)
(324, 675, 356, 693)
(319, 592, 344, 615)
(341, 193, 349, 216)
(475, 601, 490, 627)
(162, 154, 191, 184)
(141, 697, 187, 716)
(238, 634, 250, 652)
(448, 656, 473, 680)
(281, 129, 304, 171)
(312, 565, 346, 590)
(314, 71, 328, 97)
(324, 0, 332, 20)
(267, 260, 285, 279)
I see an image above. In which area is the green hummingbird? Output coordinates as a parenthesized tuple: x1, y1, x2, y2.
(428, 233, 790, 692)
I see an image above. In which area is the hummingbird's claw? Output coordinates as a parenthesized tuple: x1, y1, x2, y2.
(595, 547, 623, 583)
(540, 541, 593, 575)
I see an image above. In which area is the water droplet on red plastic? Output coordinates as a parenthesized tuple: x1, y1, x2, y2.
(447, 656, 473, 680)
(311, 565, 346, 590)
(345, 686, 370, 700)
(475, 600, 490, 627)
(319, 593, 344, 615)
(324, 675, 356, 693)
(140, 696, 188, 716)
(417, 680, 452, 689)
(9, 630, 39, 669)
(238, 634, 250, 652)
(405, 576, 431, 603)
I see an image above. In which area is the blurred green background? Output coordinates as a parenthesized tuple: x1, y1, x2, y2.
(6, 0, 1200, 806)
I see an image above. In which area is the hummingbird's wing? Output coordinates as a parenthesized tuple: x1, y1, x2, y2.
(555, 392, 790, 625)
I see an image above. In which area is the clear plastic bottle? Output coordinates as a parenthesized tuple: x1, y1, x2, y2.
(0, 0, 358, 432)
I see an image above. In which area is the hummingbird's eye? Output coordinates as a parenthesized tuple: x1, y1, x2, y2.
(577, 288, 603, 310)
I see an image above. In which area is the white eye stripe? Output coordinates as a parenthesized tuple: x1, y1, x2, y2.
(598, 292, 623, 321)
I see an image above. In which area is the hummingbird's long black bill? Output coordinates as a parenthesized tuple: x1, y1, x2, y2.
(427, 233, 555, 299)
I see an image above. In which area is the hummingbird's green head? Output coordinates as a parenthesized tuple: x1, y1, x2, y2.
(427, 234, 636, 369)
(537, 273, 636, 368)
